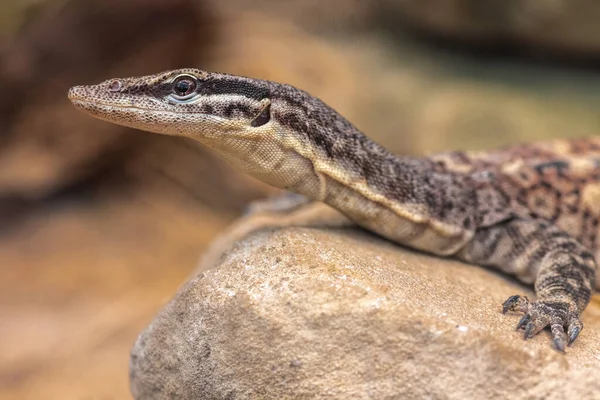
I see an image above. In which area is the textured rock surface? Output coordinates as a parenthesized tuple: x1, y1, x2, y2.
(131, 227, 600, 399)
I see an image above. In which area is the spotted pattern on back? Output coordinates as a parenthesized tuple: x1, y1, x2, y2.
(430, 138, 600, 254)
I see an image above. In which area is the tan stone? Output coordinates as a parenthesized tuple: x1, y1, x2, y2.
(130, 227, 600, 399)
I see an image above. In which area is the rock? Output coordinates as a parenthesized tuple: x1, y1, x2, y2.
(130, 227, 600, 399)
(381, 0, 600, 59)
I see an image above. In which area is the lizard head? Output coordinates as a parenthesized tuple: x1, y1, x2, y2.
(68, 68, 328, 191)
(69, 68, 364, 195)
(68, 68, 273, 144)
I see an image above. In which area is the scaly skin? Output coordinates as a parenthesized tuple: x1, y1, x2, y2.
(68, 69, 597, 351)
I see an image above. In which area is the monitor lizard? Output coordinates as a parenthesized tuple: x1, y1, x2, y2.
(68, 68, 599, 352)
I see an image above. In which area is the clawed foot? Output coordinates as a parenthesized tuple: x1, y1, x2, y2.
(502, 295, 582, 352)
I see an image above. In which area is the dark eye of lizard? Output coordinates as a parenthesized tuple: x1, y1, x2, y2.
(173, 75, 197, 97)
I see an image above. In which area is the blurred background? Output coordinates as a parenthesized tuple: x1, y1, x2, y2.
(0, 0, 599, 398)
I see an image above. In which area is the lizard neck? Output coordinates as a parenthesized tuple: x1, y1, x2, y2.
(194, 79, 443, 219)
(262, 109, 474, 253)
(261, 83, 435, 207)
(197, 82, 445, 233)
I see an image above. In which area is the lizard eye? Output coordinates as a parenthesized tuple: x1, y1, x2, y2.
(108, 80, 122, 92)
(173, 75, 197, 97)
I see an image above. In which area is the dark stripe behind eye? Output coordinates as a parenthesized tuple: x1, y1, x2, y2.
(135, 78, 270, 102)
(198, 79, 270, 101)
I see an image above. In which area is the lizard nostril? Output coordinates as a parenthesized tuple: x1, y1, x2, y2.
(108, 80, 122, 92)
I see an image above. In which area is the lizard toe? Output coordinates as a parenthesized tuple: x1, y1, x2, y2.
(567, 317, 583, 346)
(515, 314, 531, 330)
(502, 294, 529, 314)
(521, 310, 550, 339)
(550, 323, 567, 352)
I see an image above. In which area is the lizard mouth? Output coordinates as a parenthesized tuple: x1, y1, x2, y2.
(70, 98, 138, 111)
(68, 86, 137, 109)
(67, 88, 241, 136)
(68, 86, 92, 103)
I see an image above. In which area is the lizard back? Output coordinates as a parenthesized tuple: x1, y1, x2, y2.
(431, 137, 600, 257)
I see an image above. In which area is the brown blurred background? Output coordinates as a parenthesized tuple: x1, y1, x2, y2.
(0, 0, 599, 398)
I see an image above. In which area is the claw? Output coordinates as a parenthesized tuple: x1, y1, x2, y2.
(516, 314, 531, 330)
(568, 326, 581, 346)
(502, 295, 521, 314)
(553, 336, 566, 352)
(524, 321, 535, 339)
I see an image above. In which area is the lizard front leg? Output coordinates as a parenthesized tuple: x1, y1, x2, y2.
(456, 218, 596, 351)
